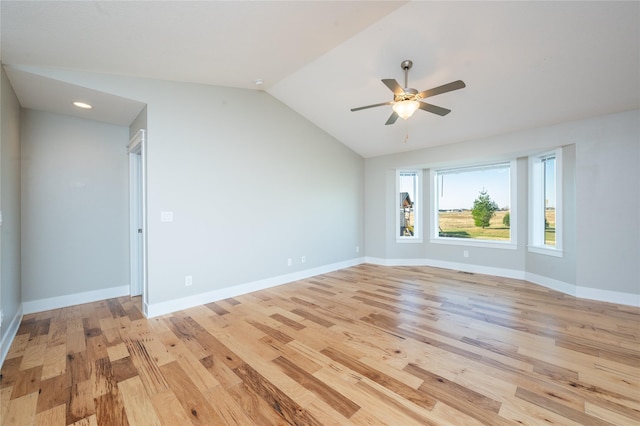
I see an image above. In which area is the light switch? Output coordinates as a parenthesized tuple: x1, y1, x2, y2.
(160, 211, 174, 222)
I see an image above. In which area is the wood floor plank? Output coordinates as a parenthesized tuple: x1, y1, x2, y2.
(320, 346, 437, 410)
(47, 320, 68, 347)
(204, 301, 230, 316)
(35, 373, 69, 414)
(2, 391, 38, 425)
(202, 386, 258, 425)
(164, 335, 220, 394)
(272, 355, 360, 418)
(109, 356, 138, 384)
(4, 335, 29, 361)
(247, 319, 295, 345)
(314, 363, 437, 426)
(0, 387, 12, 422)
(584, 400, 640, 425)
(1, 264, 638, 425)
(159, 361, 226, 425)
(123, 338, 168, 396)
(19, 343, 46, 371)
(69, 414, 98, 426)
(515, 386, 615, 426)
(106, 342, 129, 363)
(454, 366, 518, 405)
(232, 362, 324, 426)
(94, 388, 129, 426)
(66, 331, 87, 355)
(40, 344, 67, 380)
(226, 381, 291, 426)
(404, 362, 508, 425)
(9, 365, 42, 400)
(499, 397, 586, 426)
(34, 403, 66, 426)
(66, 380, 94, 425)
(270, 312, 306, 331)
(149, 389, 196, 426)
(260, 336, 323, 376)
(118, 376, 162, 426)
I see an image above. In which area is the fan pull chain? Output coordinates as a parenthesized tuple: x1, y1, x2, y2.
(404, 119, 410, 143)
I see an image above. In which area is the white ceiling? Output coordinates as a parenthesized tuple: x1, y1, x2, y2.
(2, 1, 639, 158)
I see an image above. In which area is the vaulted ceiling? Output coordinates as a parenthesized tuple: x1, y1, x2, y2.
(2, 1, 638, 158)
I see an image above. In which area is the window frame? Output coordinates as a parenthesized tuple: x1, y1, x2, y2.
(396, 169, 423, 243)
(430, 160, 517, 250)
(528, 148, 563, 257)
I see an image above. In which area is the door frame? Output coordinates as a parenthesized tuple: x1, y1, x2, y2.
(128, 129, 148, 316)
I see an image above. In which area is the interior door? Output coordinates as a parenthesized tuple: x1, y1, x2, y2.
(128, 130, 146, 309)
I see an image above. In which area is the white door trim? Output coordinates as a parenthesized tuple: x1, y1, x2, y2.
(128, 129, 148, 316)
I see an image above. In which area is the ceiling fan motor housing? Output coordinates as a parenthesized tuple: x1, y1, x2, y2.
(395, 87, 418, 102)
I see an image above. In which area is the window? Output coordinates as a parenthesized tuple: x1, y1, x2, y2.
(431, 161, 516, 247)
(397, 170, 422, 242)
(529, 149, 562, 256)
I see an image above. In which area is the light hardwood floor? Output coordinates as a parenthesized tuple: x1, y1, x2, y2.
(1, 264, 638, 425)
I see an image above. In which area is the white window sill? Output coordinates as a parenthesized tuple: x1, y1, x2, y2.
(430, 237, 517, 250)
(528, 245, 564, 257)
(396, 238, 423, 244)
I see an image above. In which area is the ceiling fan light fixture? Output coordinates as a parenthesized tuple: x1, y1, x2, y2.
(392, 100, 419, 119)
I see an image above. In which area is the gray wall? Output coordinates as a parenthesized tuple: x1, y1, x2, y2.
(365, 110, 639, 296)
(21, 110, 130, 301)
(575, 113, 639, 294)
(19, 70, 365, 307)
(0, 66, 22, 352)
(139, 81, 364, 305)
(129, 105, 147, 140)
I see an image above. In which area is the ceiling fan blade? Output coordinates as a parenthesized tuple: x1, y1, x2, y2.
(419, 102, 451, 116)
(350, 101, 393, 112)
(382, 79, 404, 95)
(385, 111, 399, 125)
(418, 80, 466, 99)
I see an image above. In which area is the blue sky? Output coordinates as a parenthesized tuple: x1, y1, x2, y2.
(437, 167, 510, 210)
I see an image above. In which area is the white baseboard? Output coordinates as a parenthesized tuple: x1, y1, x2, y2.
(524, 271, 577, 297)
(22, 285, 130, 315)
(146, 258, 365, 318)
(366, 257, 640, 308)
(365, 257, 525, 280)
(526, 271, 639, 307)
(0, 304, 23, 368)
(575, 285, 640, 307)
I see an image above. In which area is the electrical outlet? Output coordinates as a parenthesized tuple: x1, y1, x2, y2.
(301, 256, 306, 264)
(463, 250, 469, 258)
(287, 258, 292, 266)
(356, 246, 360, 253)
(185, 275, 193, 286)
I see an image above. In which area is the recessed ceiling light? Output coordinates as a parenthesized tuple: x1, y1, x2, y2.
(73, 101, 93, 109)
(254, 79, 264, 86)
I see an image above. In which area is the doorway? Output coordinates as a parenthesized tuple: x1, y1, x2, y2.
(128, 130, 147, 316)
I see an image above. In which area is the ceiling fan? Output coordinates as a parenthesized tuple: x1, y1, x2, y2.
(351, 60, 466, 125)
